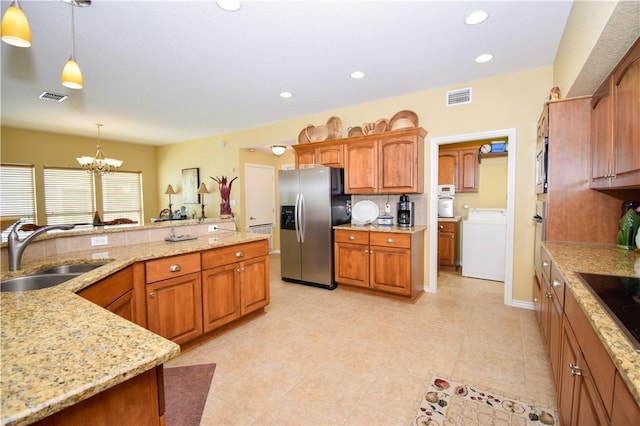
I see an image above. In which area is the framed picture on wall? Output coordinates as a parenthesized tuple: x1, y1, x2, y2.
(181, 168, 200, 204)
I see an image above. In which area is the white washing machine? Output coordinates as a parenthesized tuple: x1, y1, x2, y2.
(462, 208, 507, 281)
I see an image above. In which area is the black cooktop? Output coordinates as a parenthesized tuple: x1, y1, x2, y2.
(577, 272, 640, 352)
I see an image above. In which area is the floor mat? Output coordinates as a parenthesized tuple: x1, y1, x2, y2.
(164, 363, 216, 426)
(412, 375, 557, 426)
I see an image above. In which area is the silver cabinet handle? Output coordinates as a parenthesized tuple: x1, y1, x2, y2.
(236, 267, 245, 272)
(439, 225, 444, 229)
(569, 363, 582, 377)
(149, 292, 156, 298)
(348, 235, 355, 240)
(542, 261, 550, 267)
(364, 249, 369, 254)
(386, 238, 393, 243)
(170, 264, 181, 272)
(236, 251, 244, 258)
(545, 292, 553, 299)
(533, 297, 539, 303)
(552, 280, 562, 287)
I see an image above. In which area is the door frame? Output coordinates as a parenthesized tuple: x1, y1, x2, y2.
(428, 128, 517, 307)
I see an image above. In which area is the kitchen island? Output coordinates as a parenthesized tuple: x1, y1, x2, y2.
(542, 241, 640, 413)
(1, 224, 269, 426)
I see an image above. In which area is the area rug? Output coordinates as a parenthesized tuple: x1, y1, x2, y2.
(164, 363, 216, 426)
(412, 375, 557, 426)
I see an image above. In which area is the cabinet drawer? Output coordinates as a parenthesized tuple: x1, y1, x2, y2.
(145, 253, 201, 284)
(438, 222, 456, 232)
(202, 240, 269, 270)
(550, 263, 565, 307)
(369, 232, 411, 249)
(334, 229, 369, 245)
(541, 247, 552, 281)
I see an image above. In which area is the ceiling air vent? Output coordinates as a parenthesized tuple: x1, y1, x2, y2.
(39, 91, 68, 103)
(446, 87, 472, 107)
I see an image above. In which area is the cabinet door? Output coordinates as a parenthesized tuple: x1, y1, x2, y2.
(146, 272, 203, 344)
(378, 135, 422, 193)
(612, 42, 640, 187)
(549, 292, 563, 389)
(611, 371, 640, 425)
(437, 222, 456, 269)
(344, 140, 377, 193)
(591, 83, 613, 185)
(572, 355, 609, 426)
(370, 245, 411, 295)
(334, 242, 369, 287)
(317, 144, 344, 168)
(533, 275, 543, 329)
(458, 148, 478, 192)
(240, 255, 270, 315)
(202, 264, 241, 332)
(296, 146, 316, 168)
(558, 317, 580, 426)
(438, 150, 458, 187)
(105, 290, 135, 323)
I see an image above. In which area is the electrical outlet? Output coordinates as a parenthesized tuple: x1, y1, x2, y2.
(208, 237, 218, 244)
(385, 203, 391, 213)
(92, 252, 109, 259)
(208, 225, 218, 232)
(91, 236, 108, 246)
(230, 199, 236, 206)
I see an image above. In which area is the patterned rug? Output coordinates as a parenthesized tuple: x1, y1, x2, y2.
(412, 375, 557, 426)
(164, 363, 216, 426)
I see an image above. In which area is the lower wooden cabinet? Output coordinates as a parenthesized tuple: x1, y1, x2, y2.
(146, 272, 203, 345)
(33, 366, 165, 426)
(201, 240, 270, 332)
(437, 221, 457, 270)
(611, 371, 640, 425)
(334, 228, 424, 302)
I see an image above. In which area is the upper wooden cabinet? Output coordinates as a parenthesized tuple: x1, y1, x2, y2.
(590, 37, 640, 189)
(438, 146, 479, 192)
(343, 128, 426, 194)
(295, 141, 345, 168)
(293, 127, 426, 194)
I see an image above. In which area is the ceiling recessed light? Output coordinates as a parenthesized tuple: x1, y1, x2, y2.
(465, 11, 488, 25)
(350, 71, 365, 79)
(475, 54, 493, 63)
(216, 0, 241, 12)
(279, 91, 292, 98)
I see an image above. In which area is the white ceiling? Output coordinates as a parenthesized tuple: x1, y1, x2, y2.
(1, 0, 578, 146)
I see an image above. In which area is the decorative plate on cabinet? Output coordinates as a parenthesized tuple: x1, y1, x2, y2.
(351, 200, 380, 225)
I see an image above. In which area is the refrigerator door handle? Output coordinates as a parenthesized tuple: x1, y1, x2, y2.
(299, 193, 305, 243)
(294, 193, 301, 242)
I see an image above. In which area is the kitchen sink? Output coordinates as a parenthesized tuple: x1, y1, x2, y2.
(34, 262, 108, 275)
(0, 273, 81, 292)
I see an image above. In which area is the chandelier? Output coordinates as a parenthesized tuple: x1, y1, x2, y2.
(76, 124, 123, 175)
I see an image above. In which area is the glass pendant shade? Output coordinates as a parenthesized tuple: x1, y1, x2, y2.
(270, 145, 286, 156)
(76, 124, 123, 175)
(61, 56, 83, 89)
(1, 1, 31, 47)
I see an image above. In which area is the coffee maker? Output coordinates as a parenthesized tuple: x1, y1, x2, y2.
(397, 194, 414, 227)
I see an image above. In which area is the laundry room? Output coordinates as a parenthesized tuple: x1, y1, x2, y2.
(437, 138, 509, 279)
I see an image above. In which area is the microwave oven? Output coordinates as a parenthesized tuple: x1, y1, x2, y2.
(535, 136, 548, 194)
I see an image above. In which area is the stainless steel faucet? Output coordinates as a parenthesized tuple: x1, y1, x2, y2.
(7, 220, 75, 271)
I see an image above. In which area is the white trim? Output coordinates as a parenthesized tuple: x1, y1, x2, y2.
(429, 129, 517, 307)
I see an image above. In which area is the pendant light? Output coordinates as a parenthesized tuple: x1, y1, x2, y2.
(76, 124, 123, 175)
(61, 1, 86, 89)
(1, 0, 31, 47)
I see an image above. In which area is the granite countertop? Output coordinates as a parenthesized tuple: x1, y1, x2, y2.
(334, 223, 426, 234)
(1, 230, 268, 426)
(542, 241, 640, 406)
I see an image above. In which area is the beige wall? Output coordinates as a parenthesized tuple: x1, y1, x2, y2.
(0, 127, 158, 223)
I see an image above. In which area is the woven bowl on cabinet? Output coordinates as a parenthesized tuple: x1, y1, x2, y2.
(389, 110, 419, 131)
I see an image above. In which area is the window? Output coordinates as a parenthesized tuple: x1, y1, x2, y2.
(44, 167, 95, 225)
(102, 171, 143, 223)
(0, 163, 36, 240)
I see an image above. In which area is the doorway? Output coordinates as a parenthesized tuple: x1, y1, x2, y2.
(429, 129, 517, 306)
(244, 163, 276, 228)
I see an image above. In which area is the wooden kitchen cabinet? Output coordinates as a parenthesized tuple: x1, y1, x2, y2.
(343, 128, 425, 194)
(611, 371, 640, 425)
(201, 239, 270, 332)
(334, 228, 424, 302)
(295, 141, 344, 168)
(437, 221, 457, 270)
(78, 264, 146, 326)
(438, 146, 478, 192)
(145, 253, 203, 345)
(590, 37, 640, 189)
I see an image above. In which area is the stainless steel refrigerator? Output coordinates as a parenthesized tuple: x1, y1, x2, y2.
(279, 167, 351, 289)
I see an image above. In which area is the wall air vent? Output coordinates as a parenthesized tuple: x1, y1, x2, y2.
(39, 92, 68, 102)
(446, 87, 472, 107)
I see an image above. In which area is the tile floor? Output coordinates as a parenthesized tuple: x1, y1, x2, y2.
(165, 254, 557, 425)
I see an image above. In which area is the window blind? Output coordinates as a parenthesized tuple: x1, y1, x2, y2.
(0, 164, 36, 241)
(102, 171, 143, 223)
(44, 167, 95, 225)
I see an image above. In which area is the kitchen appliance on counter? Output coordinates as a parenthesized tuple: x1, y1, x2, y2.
(397, 194, 414, 227)
(437, 184, 455, 218)
(279, 167, 350, 290)
(577, 272, 640, 352)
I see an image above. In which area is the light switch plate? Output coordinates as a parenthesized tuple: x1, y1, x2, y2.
(208, 225, 218, 232)
(91, 236, 108, 246)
